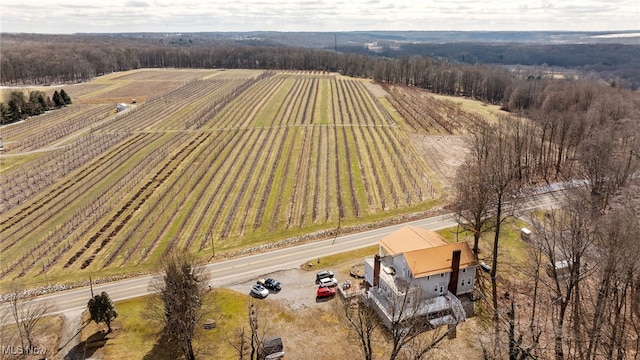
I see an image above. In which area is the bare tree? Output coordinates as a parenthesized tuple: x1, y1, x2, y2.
(379, 287, 455, 360)
(453, 156, 495, 256)
(249, 304, 261, 360)
(464, 122, 522, 349)
(147, 252, 211, 360)
(579, 207, 639, 360)
(344, 296, 379, 360)
(577, 105, 638, 212)
(226, 326, 250, 360)
(228, 303, 274, 360)
(530, 198, 593, 360)
(507, 299, 541, 360)
(4, 287, 51, 351)
(402, 327, 451, 360)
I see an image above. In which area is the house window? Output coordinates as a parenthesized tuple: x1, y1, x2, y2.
(434, 285, 438, 293)
(427, 275, 430, 280)
(441, 273, 444, 277)
(467, 278, 472, 285)
(462, 268, 466, 273)
(439, 286, 444, 294)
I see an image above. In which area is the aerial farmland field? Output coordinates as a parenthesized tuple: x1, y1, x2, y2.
(0, 69, 487, 288)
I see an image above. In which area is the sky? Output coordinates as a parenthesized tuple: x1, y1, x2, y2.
(1, 0, 638, 34)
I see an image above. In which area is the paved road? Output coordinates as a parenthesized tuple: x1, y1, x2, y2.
(1, 191, 561, 318)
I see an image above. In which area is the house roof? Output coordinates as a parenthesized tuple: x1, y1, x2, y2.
(379, 226, 448, 255)
(379, 225, 477, 278)
(403, 242, 477, 278)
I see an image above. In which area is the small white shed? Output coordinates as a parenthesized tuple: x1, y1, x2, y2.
(116, 103, 128, 112)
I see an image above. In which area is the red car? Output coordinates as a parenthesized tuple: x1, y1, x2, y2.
(317, 286, 336, 298)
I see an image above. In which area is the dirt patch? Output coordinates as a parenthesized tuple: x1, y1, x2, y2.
(55, 309, 85, 360)
(409, 133, 470, 195)
(228, 266, 361, 359)
(362, 80, 389, 98)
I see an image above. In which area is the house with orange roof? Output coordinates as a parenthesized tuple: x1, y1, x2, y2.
(363, 225, 478, 329)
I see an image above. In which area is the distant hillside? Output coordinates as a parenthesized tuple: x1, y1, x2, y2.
(90, 31, 640, 88)
(1, 31, 639, 88)
(102, 30, 640, 48)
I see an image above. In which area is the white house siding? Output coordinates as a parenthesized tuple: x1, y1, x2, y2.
(417, 272, 450, 297)
(365, 255, 477, 297)
(364, 257, 374, 286)
(456, 266, 477, 295)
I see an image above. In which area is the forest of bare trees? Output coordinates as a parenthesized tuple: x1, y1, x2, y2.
(453, 79, 639, 358)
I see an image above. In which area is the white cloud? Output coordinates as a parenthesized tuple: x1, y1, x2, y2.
(0, 0, 637, 33)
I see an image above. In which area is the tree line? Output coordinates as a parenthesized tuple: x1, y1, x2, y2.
(1, 89, 72, 125)
(366, 42, 640, 90)
(1, 33, 636, 113)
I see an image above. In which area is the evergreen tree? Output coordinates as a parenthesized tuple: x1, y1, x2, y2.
(7, 91, 27, 120)
(0, 102, 14, 125)
(27, 91, 47, 115)
(52, 90, 64, 107)
(60, 89, 72, 105)
(88, 292, 118, 333)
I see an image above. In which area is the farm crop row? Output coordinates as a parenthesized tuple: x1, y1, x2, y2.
(1, 104, 94, 140)
(0, 131, 131, 215)
(1, 72, 436, 284)
(5, 104, 114, 152)
(0, 132, 163, 277)
(382, 84, 487, 134)
(2, 87, 244, 275)
(0, 76, 266, 214)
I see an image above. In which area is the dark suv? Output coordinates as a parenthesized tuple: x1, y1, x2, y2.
(316, 270, 334, 283)
(257, 278, 282, 291)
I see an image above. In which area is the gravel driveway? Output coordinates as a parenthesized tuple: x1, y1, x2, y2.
(228, 268, 343, 311)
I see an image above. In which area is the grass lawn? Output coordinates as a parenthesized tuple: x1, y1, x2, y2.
(79, 288, 347, 359)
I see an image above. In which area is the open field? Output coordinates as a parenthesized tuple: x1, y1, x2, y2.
(0, 69, 488, 289)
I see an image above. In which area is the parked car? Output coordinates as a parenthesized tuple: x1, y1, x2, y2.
(318, 277, 338, 288)
(316, 270, 334, 283)
(480, 262, 491, 273)
(317, 286, 336, 298)
(250, 284, 269, 298)
(258, 278, 282, 291)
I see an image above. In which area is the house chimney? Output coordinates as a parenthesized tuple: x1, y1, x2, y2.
(448, 250, 462, 295)
(373, 254, 381, 287)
